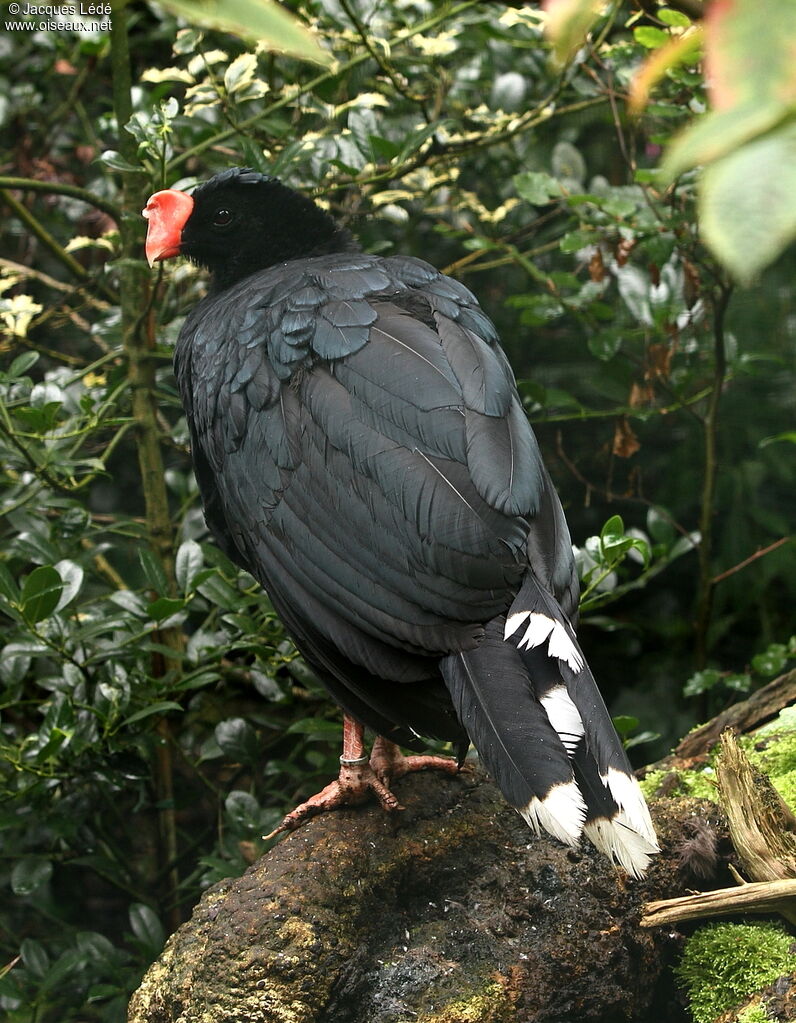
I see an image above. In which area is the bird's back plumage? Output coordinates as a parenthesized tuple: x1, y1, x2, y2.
(173, 232, 657, 875)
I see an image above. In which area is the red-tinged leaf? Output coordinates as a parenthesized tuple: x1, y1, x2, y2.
(628, 26, 703, 115)
(705, 0, 796, 111)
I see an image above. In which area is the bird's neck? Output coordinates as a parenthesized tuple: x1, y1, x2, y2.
(210, 197, 359, 293)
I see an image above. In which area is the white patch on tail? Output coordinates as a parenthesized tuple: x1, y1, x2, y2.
(601, 767, 659, 849)
(519, 779, 586, 847)
(540, 685, 585, 755)
(503, 611, 584, 673)
(584, 815, 659, 879)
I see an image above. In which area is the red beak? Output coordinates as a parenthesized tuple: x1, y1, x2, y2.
(142, 189, 195, 266)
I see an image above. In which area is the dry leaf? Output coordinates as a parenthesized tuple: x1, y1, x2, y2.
(613, 416, 641, 458)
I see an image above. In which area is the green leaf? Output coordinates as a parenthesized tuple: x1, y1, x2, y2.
(215, 717, 260, 764)
(545, 0, 604, 65)
(513, 171, 563, 206)
(699, 122, 796, 285)
(99, 150, 145, 173)
(147, 596, 187, 621)
(662, 102, 788, 181)
(20, 938, 50, 979)
(285, 717, 343, 737)
(225, 790, 261, 830)
(706, 0, 796, 112)
(175, 539, 203, 593)
(38, 949, 86, 996)
(20, 565, 63, 624)
(11, 857, 53, 896)
(9, 350, 40, 377)
(224, 52, 257, 93)
(612, 714, 639, 737)
(683, 668, 722, 697)
(600, 514, 626, 550)
(551, 140, 586, 184)
(197, 571, 240, 606)
(54, 560, 84, 612)
(658, 8, 691, 27)
(156, 0, 330, 65)
(646, 506, 675, 545)
(122, 701, 183, 726)
(138, 547, 168, 595)
(760, 431, 796, 447)
(751, 643, 789, 677)
(587, 329, 622, 361)
(128, 903, 165, 956)
(560, 229, 593, 253)
(395, 121, 446, 165)
(0, 563, 20, 604)
(634, 26, 669, 49)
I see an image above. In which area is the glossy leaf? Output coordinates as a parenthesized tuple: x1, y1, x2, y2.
(11, 857, 53, 896)
(128, 903, 165, 957)
(175, 539, 204, 593)
(20, 565, 63, 624)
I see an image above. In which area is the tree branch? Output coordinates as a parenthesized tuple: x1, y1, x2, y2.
(0, 175, 121, 221)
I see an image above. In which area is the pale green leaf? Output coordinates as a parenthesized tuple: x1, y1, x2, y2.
(156, 0, 330, 65)
(544, 0, 607, 65)
(699, 121, 796, 284)
(662, 101, 788, 180)
(224, 52, 257, 93)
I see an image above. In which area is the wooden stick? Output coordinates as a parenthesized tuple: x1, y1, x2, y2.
(642, 878, 796, 928)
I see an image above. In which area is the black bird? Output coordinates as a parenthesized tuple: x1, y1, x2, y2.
(143, 168, 658, 876)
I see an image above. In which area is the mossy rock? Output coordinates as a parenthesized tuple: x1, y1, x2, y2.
(128, 768, 698, 1023)
(640, 708, 796, 812)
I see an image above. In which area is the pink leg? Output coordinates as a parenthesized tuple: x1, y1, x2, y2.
(264, 715, 402, 840)
(263, 716, 462, 840)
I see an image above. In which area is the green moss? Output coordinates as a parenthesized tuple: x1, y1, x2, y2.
(639, 764, 718, 802)
(743, 730, 796, 811)
(641, 718, 796, 809)
(638, 769, 665, 800)
(676, 921, 794, 1023)
(736, 1003, 771, 1023)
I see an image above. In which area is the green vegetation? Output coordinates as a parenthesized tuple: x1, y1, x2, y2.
(676, 921, 794, 1023)
(0, 1, 794, 1019)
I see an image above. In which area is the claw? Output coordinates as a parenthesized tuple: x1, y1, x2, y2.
(263, 718, 462, 841)
(263, 758, 404, 840)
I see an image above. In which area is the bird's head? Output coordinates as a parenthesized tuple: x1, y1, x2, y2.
(142, 168, 354, 290)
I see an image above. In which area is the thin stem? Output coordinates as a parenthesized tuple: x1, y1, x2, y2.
(339, 0, 431, 114)
(694, 283, 733, 667)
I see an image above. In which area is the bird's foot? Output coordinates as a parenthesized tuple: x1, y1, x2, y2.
(263, 735, 462, 841)
(263, 753, 403, 841)
(368, 734, 461, 787)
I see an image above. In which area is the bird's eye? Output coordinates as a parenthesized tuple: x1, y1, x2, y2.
(213, 208, 232, 227)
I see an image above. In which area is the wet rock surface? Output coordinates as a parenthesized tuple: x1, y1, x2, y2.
(128, 768, 710, 1023)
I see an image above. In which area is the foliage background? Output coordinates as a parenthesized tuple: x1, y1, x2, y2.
(0, 1, 793, 1019)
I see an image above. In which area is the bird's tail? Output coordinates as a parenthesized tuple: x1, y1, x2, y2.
(440, 576, 658, 878)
